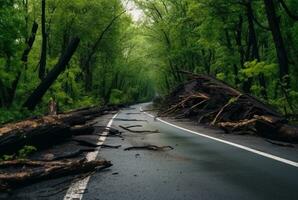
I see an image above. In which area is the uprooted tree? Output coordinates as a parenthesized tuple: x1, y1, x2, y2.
(158, 72, 298, 143)
(0, 106, 119, 192)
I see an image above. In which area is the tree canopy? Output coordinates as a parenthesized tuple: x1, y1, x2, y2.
(1, 0, 298, 122)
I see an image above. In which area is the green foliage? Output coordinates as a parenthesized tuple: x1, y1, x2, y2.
(17, 145, 37, 159)
(242, 60, 277, 78)
(0, 155, 14, 161)
(2, 0, 298, 123)
(228, 97, 237, 104)
(134, 0, 298, 116)
(0, 145, 37, 161)
(0, 0, 155, 124)
(109, 89, 126, 105)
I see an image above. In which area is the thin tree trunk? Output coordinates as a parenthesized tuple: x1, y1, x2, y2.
(39, 0, 47, 80)
(246, 2, 267, 99)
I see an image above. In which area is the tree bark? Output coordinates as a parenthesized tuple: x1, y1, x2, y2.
(245, 1, 267, 99)
(22, 21, 38, 62)
(263, 0, 289, 84)
(0, 159, 112, 191)
(39, 0, 47, 80)
(23, 37, 80, 110)
(82, 11, 125, 92)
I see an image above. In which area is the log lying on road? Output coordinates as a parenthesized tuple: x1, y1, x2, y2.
(159, 72, 298, 143)
(0, 106, 113, 155)
(0, 117, 71, 155)
(0, 159, 112, 192)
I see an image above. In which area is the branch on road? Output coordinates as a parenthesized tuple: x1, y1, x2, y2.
(126, 113, 141, 115)
(124, 145, 173, 151)
(119, 125, 159, 133)
(114, 118, 148, 122)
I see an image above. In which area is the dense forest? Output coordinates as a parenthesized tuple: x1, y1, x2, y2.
(1, 0, 298, 123)
(0, 0, 155, 123)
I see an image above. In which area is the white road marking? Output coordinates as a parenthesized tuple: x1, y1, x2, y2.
(63, 113, 119, 200)
(140, 107, 298, 168)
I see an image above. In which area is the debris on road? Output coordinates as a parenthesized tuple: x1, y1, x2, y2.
(265, 139, 295, 148)
(114, 118, 147, 122)
(119, 125, 159, 133)
(124, 145, 174, 151)
(0, 106, 118, 192)
(158, 72, 298, 143)
(0, 106, 114, 155)
(0, 159, 112, 192)
(125, 125, 143, 129)
(126, 113, 141, 115)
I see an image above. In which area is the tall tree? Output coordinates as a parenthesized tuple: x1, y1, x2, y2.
(263, 0, 289, 85)
(39, 0, 47, 80)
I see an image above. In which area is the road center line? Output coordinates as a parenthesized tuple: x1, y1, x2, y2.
(63, 113, 119, 200)
(140, 107, 298, 168)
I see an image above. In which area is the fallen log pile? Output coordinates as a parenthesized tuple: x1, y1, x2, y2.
(158, 73, 298, 143)
(0, 106, 118, 192)
(0, 106, 112, 155)
(0, 159, 112, 191)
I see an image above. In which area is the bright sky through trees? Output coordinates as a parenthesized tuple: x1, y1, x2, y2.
(122, 0, 144, 22)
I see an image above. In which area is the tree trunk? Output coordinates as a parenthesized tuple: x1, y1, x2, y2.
(0, 159, 111, 192)
(22, 22, 38, 62)
(39, 0, 47, 80)
(23, 37, 80, 110)
(263, 0, 289, 85)
(246, 2, 267, 99)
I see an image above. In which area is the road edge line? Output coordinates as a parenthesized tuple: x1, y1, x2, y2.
(140, 107, 298, 168)
(63, 112, 119, 200)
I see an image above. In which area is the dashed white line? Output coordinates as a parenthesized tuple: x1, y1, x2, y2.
(140, 107, 298, 168)
(63, 113, 118, 200)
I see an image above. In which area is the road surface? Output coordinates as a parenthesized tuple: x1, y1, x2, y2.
(64, 103, 298, 200)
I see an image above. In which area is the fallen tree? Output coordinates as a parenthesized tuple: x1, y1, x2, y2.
(158, 72, 298, 143)
(0, 158, 112, 192)
(0, 106, 113, 155)
(0, 105, 120, 192)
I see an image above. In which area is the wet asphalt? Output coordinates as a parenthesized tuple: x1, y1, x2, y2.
(82, 104, 298, 200)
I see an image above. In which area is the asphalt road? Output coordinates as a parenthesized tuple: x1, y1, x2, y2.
(67, 103, 298, 200)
